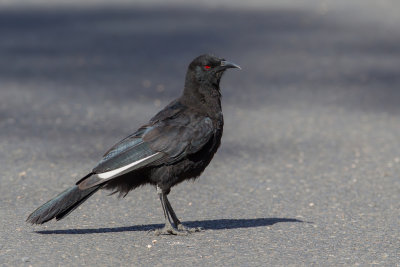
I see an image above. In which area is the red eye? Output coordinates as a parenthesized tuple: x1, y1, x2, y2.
(204, 65, 211, 69)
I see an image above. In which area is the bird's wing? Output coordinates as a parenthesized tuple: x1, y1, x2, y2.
(80, 102, 214, 189)
(90, 100, 185, 176)
(143, 112, 215, 163)
(92, 135, 164, 177)
(93, 111, 214, 172)
(77, 132, 165, 189)
(148, 99, 184, 123)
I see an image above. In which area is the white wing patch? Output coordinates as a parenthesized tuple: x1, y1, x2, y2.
(97, 153, 161, 179)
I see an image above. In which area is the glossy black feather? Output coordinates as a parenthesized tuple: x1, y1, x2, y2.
(144, 111, 214, 162)
(26, 185, 101, 224)
(93, 139, 156, 173)
(27, 54, 239, 224)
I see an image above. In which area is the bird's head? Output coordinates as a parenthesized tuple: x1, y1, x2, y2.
(186, 54, 241, 88)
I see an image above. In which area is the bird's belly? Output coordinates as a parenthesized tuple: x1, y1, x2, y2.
(149, 157, 210, 188)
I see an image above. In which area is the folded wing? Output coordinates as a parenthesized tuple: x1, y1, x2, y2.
(79, 104, 214, 189)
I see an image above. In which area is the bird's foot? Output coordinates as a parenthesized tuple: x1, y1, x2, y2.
(177, 223, 204, 233)
(154, 225, 188, 236)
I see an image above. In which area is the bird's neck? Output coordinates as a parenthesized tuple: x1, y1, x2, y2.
(182, 82, 222, 117)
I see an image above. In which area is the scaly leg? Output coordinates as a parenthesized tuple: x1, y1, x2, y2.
(164, 196, 203, 233)
(154, 187, 188, 236)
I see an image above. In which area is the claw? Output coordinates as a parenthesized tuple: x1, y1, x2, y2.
(176, 224, 204, 233)
(154, 226, 189, 236)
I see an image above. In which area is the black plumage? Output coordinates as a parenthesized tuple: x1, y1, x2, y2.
(26, 54, 240, 235)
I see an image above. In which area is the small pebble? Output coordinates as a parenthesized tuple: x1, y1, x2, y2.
(154, 99, 161, 107)
(156, 84, 165, 92)
(142, 80, 152, 88)
(147, 245, 152, 249)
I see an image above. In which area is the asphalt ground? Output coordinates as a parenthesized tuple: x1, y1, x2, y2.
(1, 1, 399, 266)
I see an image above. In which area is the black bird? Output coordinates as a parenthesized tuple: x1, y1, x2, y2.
(26, 54, 240, 235)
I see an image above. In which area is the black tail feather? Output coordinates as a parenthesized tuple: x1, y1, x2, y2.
(26, 185, 101, 224)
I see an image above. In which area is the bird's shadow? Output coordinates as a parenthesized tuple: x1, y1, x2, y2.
(35, 217, 305, 235)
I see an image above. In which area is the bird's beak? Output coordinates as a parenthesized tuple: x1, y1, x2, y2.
(220, 60, 241, 70)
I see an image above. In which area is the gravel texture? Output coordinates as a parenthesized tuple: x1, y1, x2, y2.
(1, 1, 399, 266)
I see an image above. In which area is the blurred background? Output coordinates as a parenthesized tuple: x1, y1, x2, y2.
(1, 0, 399, 266)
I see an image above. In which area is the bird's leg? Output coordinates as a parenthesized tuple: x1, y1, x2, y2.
(164, 197, 181, 226)
(164, 195, 203, 233)
(154, 186, 187, 236)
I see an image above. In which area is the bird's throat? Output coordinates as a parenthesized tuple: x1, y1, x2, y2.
(182, 83, 222, 116)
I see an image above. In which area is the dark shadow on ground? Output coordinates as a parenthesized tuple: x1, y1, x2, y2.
(34, 217, 304, 234)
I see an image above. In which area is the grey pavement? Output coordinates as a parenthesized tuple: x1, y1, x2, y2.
(1, 1, 400, 266)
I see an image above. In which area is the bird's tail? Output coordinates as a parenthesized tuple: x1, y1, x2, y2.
(26, 184, 101, 224)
